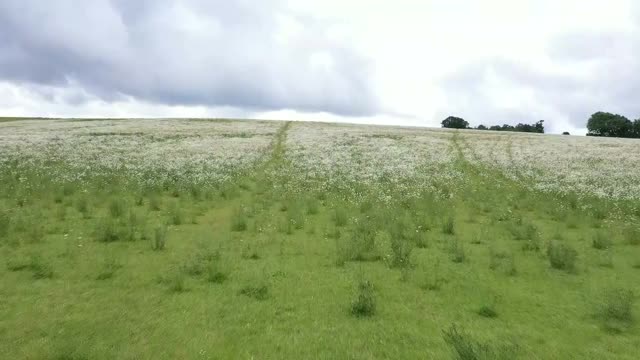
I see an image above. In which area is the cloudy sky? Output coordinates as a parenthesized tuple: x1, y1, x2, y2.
(1, 0, 639, 134)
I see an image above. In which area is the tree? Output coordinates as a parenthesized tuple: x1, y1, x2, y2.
(562, 132, 570, 135)
(586, 112, 632, 137)
(476, 124, 488, 130)
(631, 119, 640, 138)
(441, 116, 469, 129)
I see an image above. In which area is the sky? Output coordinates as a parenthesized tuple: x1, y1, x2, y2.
(1, 0, 639, 134)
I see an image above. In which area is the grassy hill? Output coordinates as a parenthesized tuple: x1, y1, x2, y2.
(1, 118, 639, 359)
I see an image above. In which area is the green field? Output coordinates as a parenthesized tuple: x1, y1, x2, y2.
(1, 119, 639, 359)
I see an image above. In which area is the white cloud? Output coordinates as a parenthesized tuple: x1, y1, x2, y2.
(1, 0, 639, 134)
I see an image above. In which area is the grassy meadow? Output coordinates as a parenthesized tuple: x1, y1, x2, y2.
(1, 118, 639, 359)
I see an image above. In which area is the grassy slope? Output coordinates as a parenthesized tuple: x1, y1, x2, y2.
(1, 121, 639, 359)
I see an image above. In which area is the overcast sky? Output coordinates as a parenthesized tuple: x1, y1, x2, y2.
(1, 0, 639, 134)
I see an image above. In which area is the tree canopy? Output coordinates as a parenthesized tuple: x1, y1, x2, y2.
(441, 116, 469, 129)
(586, 112, 633, 137)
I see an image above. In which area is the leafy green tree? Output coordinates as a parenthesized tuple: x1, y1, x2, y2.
(476, 124, 488, 130)
(587, 112, 632, 137)
(441, 116, 469, 129)
(631, 119, 640, 138)
(562, 132, 570, 135)
(534, 120, 545, 133)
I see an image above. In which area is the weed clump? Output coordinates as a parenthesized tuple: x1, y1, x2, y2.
(0, 211, 9, 238)
(168, 201, 183, 225)
(592, 232, 612, 250)
(420, 260, 445, 291)
(96, 257, 121, 280)
(158, 272, 187, 293)
(207, 263, 228, 284)
(149, 196, 162, 211)
(449, 238, 466, 263)
(109, 199, 126, 218)
(152, 225, 167, 250)
(231, 209, 248, 232)
(239, 284, 269, 300)
(168, 274, 186, 293)
(337, 218, 381, 264)
(351, 279, 376, 317)
(442, 324, 518, 360)
(8, 254, 53, 279)
(96, 218, 122, 243)
(30, 255, 54, 279)
(488, 248, 517, 276)
(477, 304, 498, 319)
(508, 221, 538, 241)
(388, 236, 412, 268)
(547, 241, 577, 272)
(624, 226, 639, 246)
(442, 216, 455, 235)
(76, 197, 90, 218)
(333, 207, 349, 227)
(595, 288, 635, 333)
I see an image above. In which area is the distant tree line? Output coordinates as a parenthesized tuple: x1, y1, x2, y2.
(441, 116, 544, 133)
(442, 111, 640, 138)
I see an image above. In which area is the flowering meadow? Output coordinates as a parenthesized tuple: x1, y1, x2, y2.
(1, 118, 639, 359)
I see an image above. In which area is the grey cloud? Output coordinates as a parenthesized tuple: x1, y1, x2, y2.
(438, 27, 640, 133)
(0, 0, 378, 116)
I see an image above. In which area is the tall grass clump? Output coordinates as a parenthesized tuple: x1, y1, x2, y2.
(96, 257, 121, 280)
(388, 224, 413, 268)
(489, 248, 517, 276)
(333, 207, 349, 227)
(9, 254, 54, 279)
(157, 269, 187, 293)
(288, 202, 306, 230)
(168, 201, 183, 225)
(508, 221, 538, 241)
(231, 208, 248, 232)
(96, 218, 122, 243)
(182, 249, 218, 277)
(442, 216, 455, 235)
(0, 211, 10, 239)
(449, 237, 466, 263)
(239, 281, 269, 300)
(125, 209, 145, 241)
(75, 197, 91, 219)
(547, 241, 577, 272)
(420, 260, 445, 291)
(149, 196, 162, 211)
(351, 279, 376, 317)
(592, 232, 612, 250)
(306, 197, 320, 215)
(207, 262, 229, 284)
(337, 218, 380, 264)
(477, 304, 498, 319)
(442, 324, 518, 360)
(168, 273, 186, 293)
(623, 226, 639, 246)
(596, 288, 635, 333)
(152, 225, 167, 250)
(109, 198, 127, 218)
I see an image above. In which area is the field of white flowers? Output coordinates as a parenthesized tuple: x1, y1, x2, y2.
(0, 119, 278, 187)
(1, 118, 639, 359)
(2, 119, 639, 200)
